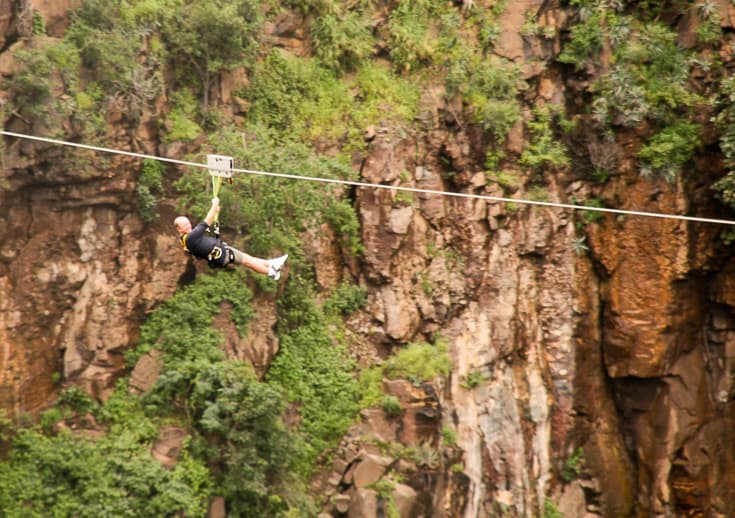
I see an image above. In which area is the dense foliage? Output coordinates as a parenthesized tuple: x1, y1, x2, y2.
(559, 0, 707, 182)
(0, 428, 210, 517)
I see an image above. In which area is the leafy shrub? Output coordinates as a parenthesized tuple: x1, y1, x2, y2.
(189, 362, 304, 515)
(439, 8, 524, 143)
(32, 11, 45, 35)
(163, 89, 203, 142)
(461, 370, 485, 389)
(380, 395, 402, 417)
(713, 172, 735, 209)
(127, 268, 322, 514)
(385, 0, 437, 72)
(406, 441, 441, 469)
(441, 425, 457, 446)
(562, 447, 584, 482)
(696, 1, 722, 45)
(637, 120, 699, 182)
(544, 498, 564, 518)
(324, 281, 368, 316)
(245, 51, 354, 143)
(520, 106, 570, 172)
(350, 62, 421, 140)
(383, 339, 452, 385)
(39, 408, 63, 434)
(137, 158, 165, 222)
(560, 2, 703, 183)
(557, 0, 606, 70)
(94, 380, 159, 441)
(161, 0, 262, 108)
(8, 41, 81, 117)
(713, 75, 735, 210)
(242, 50, 420, 150)
(312, 10, 375, 72)
(358, 366, 385, 409)
(8, 50, 53, 114)
(283, 0, 338, 15)
(590, 18, 698, 131)
(126, 268, 254, 369)
(0, 429, 210, 517)
(576, 198, 604, 226)
(139, 158, 165, 193)
(571, 235, 589, 256)
(58, 386, 97, 414)
(461, 57, 524, 141)
(266, 279, 362, 465)
(66, 1, 149, 100)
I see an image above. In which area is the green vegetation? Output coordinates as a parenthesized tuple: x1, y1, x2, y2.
(188, 362, 304, 515)
(0, 428, 210, 518)
(161, 0, 263, 110)
(382, 339, 452, 385)
(440, 6, 525, 143)
(137, 158, 165, 222)
(461, 370, 486, 389)
(571, 235, 590, 256)
(164, 90, 203, 143)
(562, 447, 584, 482)
(637, 120, 699, 182)
(560, 1, 704, 182)
(358, 337, 452, 412)
(406, 441, 442, 469)
(385, 0, 438, 73)
(380, 395, 403, 417)
(576, 198, 604, 226)
(543, 498, 564, 518)
(557, 0, 606, 70)
(441, 425, 457, 446)
(8, 43, 80, 119)
(311, 9, 374, 72)
(242, 51, 419, 151)
(713, 75, 735, 213)
(456, 56, 524, 141)
(324, 281, 368, 316)
(696, 1, 722, 45)
(126, 268, 254, 368)
(369, 477, 401, 518)
(123, 266, 353, 514)
(266, 280, 362, 464)
(32, 11, 46, 36)
(520, 105, 570, 173)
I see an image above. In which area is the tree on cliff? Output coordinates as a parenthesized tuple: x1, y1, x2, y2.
(161, 0, 262, 112)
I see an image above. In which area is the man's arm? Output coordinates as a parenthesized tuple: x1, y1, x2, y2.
(204, 197, 220, 226)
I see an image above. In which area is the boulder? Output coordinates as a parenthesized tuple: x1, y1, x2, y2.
(352, 453, 394, 488)
(348, 488, 378, 518)
(393, 483, 418, 517)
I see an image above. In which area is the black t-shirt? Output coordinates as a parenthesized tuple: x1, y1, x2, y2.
(183, 222, 219, 259)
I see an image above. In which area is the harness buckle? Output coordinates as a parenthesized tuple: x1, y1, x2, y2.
(208, 246, 223, 262)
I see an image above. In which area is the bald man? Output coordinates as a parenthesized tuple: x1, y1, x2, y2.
(175, 198, 287, 280)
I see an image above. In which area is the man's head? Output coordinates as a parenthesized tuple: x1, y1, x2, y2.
(174, 216, 192, 235)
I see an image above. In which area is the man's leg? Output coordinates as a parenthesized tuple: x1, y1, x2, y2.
(228, 247, 288, 279)
(229, 247, 270, 274)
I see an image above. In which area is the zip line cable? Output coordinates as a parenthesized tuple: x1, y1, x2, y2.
(3, 129, 735, 226)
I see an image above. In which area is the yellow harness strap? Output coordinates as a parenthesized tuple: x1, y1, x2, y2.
(179, 233, 190, 252)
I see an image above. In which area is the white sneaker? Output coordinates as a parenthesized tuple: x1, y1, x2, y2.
(268, 254, 288, 280)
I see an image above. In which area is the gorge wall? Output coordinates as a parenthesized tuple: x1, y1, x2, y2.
(2, 1, 735, 517)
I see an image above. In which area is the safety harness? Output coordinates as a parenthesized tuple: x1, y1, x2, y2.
(179, 231, 232, 267)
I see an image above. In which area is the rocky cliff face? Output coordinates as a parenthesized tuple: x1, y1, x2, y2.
(3, 1, 735, 517)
